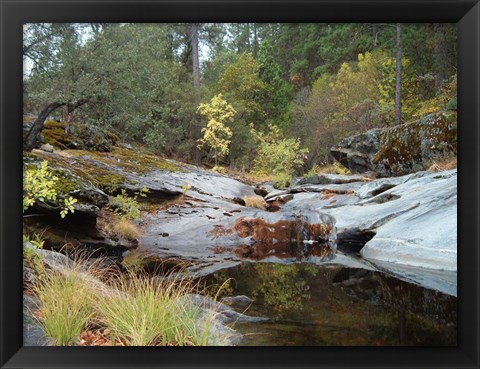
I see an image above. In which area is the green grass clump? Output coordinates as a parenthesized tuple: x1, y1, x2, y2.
(95, 272, 214, 346)
(30, 254, 222, 346)
(34, 268, 94, 345)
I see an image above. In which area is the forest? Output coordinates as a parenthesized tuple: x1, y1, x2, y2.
(24, 23, 456, 184)
(22, 23, 458, 347)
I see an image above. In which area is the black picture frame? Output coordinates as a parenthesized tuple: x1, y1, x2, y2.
(1, 0, 479, 368)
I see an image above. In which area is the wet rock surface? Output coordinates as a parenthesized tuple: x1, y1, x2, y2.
(24, 143, 457, 297)
(137, 167, 456, 296)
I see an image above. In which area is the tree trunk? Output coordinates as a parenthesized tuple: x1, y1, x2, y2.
(372, 24, 379, 48)
(64, 97, 90, 135)
(433, 23, 449, 89)
(24, 102, 65, 151)
(395, 23, 403, 126)
(191, 23, 202, 163)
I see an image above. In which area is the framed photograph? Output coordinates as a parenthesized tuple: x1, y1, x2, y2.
(1, 0, 479, 368)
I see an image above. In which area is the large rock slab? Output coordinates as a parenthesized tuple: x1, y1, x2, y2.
(29, 148, 257, 203)
(313, 170, 457, 271)
(278, 170, 457, 293)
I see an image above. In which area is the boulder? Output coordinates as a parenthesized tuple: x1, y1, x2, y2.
(40, 143, 54, 153)
(41, 120, 117, 152)
(23, 294, 51, 346)
(232, 211, 336, 246)
(330, 128, 383, 174)
(331, 111, 457, 177)
(221, 295, 254, 306)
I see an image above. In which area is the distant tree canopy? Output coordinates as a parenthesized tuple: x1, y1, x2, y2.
(24, 23, 457, 177)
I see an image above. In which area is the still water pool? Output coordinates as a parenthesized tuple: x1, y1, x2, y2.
(205, 262, 457, 346)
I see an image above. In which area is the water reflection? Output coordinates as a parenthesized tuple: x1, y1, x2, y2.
(206, 263, 457, 346)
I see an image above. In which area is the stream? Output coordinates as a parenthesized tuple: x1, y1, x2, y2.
(204, 262, 457, 346)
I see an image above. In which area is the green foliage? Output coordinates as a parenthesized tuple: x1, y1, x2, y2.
(23, 161, 77, 218)
(24, 232, 45, 249)
(110, 187, 148, 221)
(290, 50, 437, 166)
(251, 124, 308, 188)
(197, 94, 236, 165)
(257, 41, 293, 127)
(332, 162, 351, 174)
(415, 73, 458, 116)
(23, 161, 58, 211)
(60, 196, 77, 219)
(216, 53, 268, 126)
(24, 23, 456, 169)
(378, 56, 422, 123)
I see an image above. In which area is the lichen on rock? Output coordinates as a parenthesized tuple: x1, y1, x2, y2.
(331, 111, 457, 177)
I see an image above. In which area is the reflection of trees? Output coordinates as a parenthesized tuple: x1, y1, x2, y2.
(251, 264, 318, 312)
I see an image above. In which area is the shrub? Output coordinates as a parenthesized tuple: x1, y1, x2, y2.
(109, 187, 148, 221)
(23, 234, 45, 279)
(305, 162, 351, 176)
(212, 165, 228, 174)
(182, 182, 191, 196)
(251, 124, 308, 188)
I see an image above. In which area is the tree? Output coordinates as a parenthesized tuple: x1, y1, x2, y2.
(257, 41, 293, 127)
(213, 53, 269, 168)
(395, 23, 403, 125)
(197, 94, 236, 166)
(24, 98, 89, 151)
(190, 23, 202, 162)
(24, 24, 94, 150)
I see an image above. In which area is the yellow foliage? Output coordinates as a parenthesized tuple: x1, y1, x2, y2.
(197, 94, 236, 166)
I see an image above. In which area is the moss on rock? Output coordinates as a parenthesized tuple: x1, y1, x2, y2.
(371, 111, 457, 176)
(41, 120, 117, 152)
